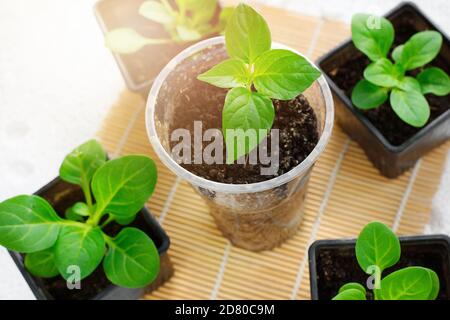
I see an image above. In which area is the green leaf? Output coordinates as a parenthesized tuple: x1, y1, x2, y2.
(332, 289, 367, 300)
(351, 13, 394, 61)
(68, 202, 90, 217)
(59, 139, 106, 187)
(379, 267, 436, 300)
(396, 76, 422, 92)
(54, 225, 105, 280)
(0, 195, 61, 253)
(417, 67, 450, 96)
(176, 0, 206, 11)
(190, 0, 217, 26)
(105, 29, 148, 54)
(197, 58, 250, 88)
(92, 156, 157, 218)
(219, 7, 234, 32)
(253, 49, 321, 100)
(390, 88, 430, 127)
(105, 28, 170, 54)
(65, 211, 84, 222)
(25, 249, 59, 278)
(225, 3, 271, 63)
(222, 88, 274, 163)
(392, 45, 404, 63)
(103, 228, 160, 288)
(65, 202, 90, 222)
(139, 0, 174, 25)
(176, 25, 202, 42)
(112, 214, 136, 226)
(355, 222, 400, 273)
(427, 269, 440, 300)
(351, 80, 388, 110)
(397, 31, 443, 71)
(338, 282, 367, 296)
(363, 58, 399, 88)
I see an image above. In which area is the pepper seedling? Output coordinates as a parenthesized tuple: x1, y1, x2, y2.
(105, 0, 234, 54)
(198, 3, 321, 163)
(332, 222, 439, 300)
(0, 140, 160, 288)
(351, 13, 450, 128)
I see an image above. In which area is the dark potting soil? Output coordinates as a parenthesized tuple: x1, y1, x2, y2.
(172, 94, 319, 184)
(166, 46, 319, 184)
(329, 24, 450, 146)
(315, 241, 450, 300)
(34, 183, 153, 300)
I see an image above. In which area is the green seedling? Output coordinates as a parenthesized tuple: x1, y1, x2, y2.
(106, 0, 234, 54)
(0, 140, 160, 288)
(198, 3, 321, 163)
(333, 222, 439, 300)
(351, 14, 450, 128)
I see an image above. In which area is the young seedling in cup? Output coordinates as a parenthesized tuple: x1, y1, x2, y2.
(333, 222, 439, 300)
(0, 140, 159, 288)
(106, 0, 233, 54)
(198, 3, 321, 163)
(351, 14, 450, 127)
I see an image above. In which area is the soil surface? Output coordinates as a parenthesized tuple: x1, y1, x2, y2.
(32, 181, 161, 300)
(166, 46, 319, 184)
(314, 241, 450, 300)
(328, 22, 450, 146)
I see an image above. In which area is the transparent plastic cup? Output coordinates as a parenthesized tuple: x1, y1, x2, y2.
(146, 37, 334, 251)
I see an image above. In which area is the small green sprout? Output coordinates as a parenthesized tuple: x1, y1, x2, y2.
(351, 14, 450, 127)
(0, 140, 160, 288)
(198, 3, 321, 163)
(333, 222, 440, 300)
(105, 0, 233, 54)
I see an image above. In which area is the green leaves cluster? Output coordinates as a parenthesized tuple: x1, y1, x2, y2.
(351, 14, 450, 127)
(0, 140, 160, 289)
(106, 0, 234, 54)
(332, 222, 440, 300)
(198, 3, 321, 163)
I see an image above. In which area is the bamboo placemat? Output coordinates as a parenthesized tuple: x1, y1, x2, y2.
(96, 3, 450, 300)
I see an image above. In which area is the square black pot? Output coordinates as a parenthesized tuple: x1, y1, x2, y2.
(308, 235, 450, 300)
(8, 177, 173, 300)
(317, 2, 450, 178)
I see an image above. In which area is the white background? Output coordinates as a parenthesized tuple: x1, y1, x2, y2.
(0, 0, 449, 299)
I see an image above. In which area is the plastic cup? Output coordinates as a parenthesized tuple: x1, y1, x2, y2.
(146, 37, 334, 251)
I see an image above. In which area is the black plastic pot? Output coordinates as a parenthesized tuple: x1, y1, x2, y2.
(308, 235, 450, 300)
(8, 178, 173, 300)
(317, 2, 450, 178)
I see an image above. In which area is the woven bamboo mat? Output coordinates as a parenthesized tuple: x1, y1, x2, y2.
(96, 3, 450, 300)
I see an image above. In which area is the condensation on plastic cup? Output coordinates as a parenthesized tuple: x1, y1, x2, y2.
(146, 36, 334, 251)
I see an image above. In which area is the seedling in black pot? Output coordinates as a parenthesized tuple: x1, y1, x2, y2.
(106, 0, 233, 54)
(332, 222, 439, 300)
(317, 3, 450, 178)
(0, 140, 160, 290)
(96, 0, 233, 92)
(351, 14, 450, 128)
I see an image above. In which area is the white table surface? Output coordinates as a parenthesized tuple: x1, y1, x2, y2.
(0, 0, 449, 299)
